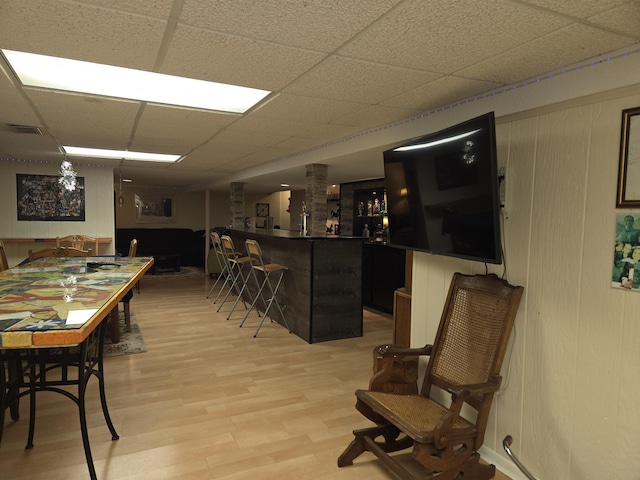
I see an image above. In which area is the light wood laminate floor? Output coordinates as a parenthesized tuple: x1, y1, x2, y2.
(1, 275, 512, 479)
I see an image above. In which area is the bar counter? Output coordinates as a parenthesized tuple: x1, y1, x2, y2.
(228, 228, 363, 343)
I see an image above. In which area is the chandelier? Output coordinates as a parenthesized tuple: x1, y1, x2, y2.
(58, 159, 77, 191)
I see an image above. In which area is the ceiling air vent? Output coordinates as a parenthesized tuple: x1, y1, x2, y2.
(8, 124, 44, 135)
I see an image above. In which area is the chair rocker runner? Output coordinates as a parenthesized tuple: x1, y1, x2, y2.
(337, 273, 524, 480)
(239, 239, 291, 337)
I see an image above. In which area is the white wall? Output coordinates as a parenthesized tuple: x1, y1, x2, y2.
(410, 85, 640, 479)
(0, 160, 115, 267)
(115, 183, 210, 230)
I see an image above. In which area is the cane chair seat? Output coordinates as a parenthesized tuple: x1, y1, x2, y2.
(356, 391, 475, 443)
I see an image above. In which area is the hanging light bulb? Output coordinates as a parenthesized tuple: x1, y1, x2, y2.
(118, 169, 125, 206)
(58, 159, 77, 191)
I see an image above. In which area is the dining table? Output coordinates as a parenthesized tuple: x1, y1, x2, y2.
(0, 255, 153, 480)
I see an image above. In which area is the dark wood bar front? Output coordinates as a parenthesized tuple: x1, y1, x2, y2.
(228, 229, 363, 343)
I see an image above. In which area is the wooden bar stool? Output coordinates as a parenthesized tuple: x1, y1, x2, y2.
(240, 239, 291, 337)
(207, 232, 230, 300)
(217, 235, 251, 316)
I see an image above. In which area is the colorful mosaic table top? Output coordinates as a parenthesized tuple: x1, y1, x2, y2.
(0, 256, 153, 348)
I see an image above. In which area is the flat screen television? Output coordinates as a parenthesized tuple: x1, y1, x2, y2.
(383, 111, 502, 264)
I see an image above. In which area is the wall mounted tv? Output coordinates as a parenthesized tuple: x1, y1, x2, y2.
(383, 111, 502, 264)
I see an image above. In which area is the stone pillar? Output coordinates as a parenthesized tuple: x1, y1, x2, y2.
(305, 164, 328, 236)
(230, 182, 245, 229)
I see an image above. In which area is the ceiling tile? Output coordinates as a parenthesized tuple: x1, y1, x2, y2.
(588, 2, 640, 37)
(25, 90, 140, 147)
(338, 0, 572, 73)
(178, 0, 403, 52)
(161, 24, 327, 90)
(334, 104, 425, 129)
(0, 74, 43, 127)
(0, 0, 166, 69)
(284, 56, 442, 104)
(293, 123, 368, 141)
(250, 93, 368, 124)
(132, 105, 238, 151)
(457, 23, 636, 84)
(72, 0, 175, 18)
(381, 76, 501, 111)
(517, 0, 630, 18)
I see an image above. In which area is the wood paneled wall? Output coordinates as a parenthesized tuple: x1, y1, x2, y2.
(410, 86, 640, 479)
(0, 161, 115, 267)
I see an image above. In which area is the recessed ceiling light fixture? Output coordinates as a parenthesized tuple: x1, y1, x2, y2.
(62, 146, 182, 163)
(2, 49, 271, 114)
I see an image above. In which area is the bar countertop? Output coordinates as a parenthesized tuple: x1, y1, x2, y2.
(229, 227, 364, 240)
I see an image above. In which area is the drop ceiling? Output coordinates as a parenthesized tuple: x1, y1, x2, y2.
(0, 0, 639, 192)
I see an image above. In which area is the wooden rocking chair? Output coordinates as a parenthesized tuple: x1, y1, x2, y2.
(338, 273, 524, 480)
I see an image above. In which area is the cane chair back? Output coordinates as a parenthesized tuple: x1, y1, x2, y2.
(338, 273, 524, 480)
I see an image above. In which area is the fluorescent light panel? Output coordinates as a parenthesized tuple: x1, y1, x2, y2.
(63, 146, 181, 163)
(2, 49, 271, 114)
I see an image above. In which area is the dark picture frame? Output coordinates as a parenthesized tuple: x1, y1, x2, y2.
(256, 202, 270, 217)
(135, 193, 175, 223)
(16, 174, 86, 221)
(616, 106, 640, 207)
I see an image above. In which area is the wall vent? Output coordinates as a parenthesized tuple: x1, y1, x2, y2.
(8, 124, 44, 135)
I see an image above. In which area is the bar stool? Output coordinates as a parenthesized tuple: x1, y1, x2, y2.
(207, 232, 230, 300)
(217, 235, 251, 316)
(240, 239, 291, 337)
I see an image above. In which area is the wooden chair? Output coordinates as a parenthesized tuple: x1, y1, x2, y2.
(338, 273, 524, 480)
(120, 239, 138, 332)
(28, 247, 92, 261)
(0, 240, 8, 271)
(56, 235, 99, 255)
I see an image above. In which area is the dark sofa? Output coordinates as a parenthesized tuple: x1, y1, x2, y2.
(116, 228, 206, 267)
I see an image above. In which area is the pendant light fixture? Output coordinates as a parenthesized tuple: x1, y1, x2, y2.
(118, 169, 125, 207)
(58, 158, 77, 191)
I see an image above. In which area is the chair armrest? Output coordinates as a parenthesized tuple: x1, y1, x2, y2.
(447, 375, 502, 400)
(433, 375, 503, 448)
(376, 343, 433, 358)
(368, 344, 433, 392)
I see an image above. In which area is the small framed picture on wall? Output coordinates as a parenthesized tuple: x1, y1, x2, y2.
(616, 106, 640, 207)
(256, 202, 270, 217)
